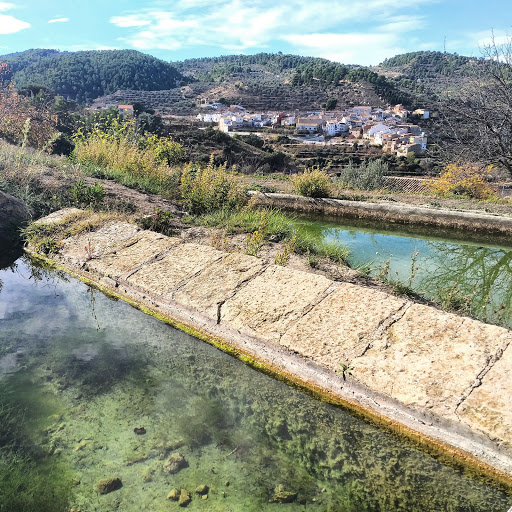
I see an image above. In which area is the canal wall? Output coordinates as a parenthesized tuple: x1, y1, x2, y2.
(249, 192, 512, 239)
(27, 208, 512, 486)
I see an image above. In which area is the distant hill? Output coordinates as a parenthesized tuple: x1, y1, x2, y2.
(379, 51, 479, 79)
(168, 52, 417, 112)
(0, 49, 186, 103)
(376, 51, 487, 101)
(0, 48, 461, 112)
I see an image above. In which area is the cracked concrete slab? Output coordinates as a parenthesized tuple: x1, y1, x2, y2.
(459, 342, 512, 448)
(280, 283, 407, 371)
(173, 252, 266, 322)
(59, 221, 141, 267)
(24, 209, 512, 480)
(221, 265, 333, 343)
(127, 243, 225, 299)
(351, 304, 512, 421)
(87, 231, 181, 279)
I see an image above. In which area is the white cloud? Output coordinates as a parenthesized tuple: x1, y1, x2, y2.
(111, 0, 436, 62)
(283, 33, 406, 65)
(474, 29, 511, 49)
(0, 13, 30, 34)
(48, 17, 69, 24)
(110, 14, 151, 28)
(0, 2, 30, 34)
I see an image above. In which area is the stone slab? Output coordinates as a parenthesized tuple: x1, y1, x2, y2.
(174, 252, 265, 321)
(35, 207, 84, 226)
(280, 283, 407, 371)
(87, 231, 181, 279)
(127, 243, 224, 298)
(459, 343, 512, 448)
(351, 304, 512, 420)
(221, 265, 333, 343)
(59, 221, 141, 266)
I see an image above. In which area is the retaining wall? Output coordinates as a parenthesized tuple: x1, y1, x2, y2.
(249, 192, 512, 239)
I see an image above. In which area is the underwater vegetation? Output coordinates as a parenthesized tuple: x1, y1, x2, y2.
(0, 380, 71, 512)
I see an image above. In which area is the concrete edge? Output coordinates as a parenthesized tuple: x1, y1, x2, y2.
(248, 192, 512, 239)
(25, 247, 512, 492)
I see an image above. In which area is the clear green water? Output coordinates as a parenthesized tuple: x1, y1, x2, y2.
(1, 257, 511, 511)
(294, 216, 512, 327)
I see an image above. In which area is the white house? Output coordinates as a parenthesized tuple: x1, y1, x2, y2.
(324, 121, 349, 136)
(296, 118, 324, 133)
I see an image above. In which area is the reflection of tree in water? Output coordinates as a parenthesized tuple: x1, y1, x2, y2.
(419, 242, 512, 325)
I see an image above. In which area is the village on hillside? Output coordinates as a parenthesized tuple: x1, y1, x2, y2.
(196, 103, 430, 157)
(94, 100, 430, 159)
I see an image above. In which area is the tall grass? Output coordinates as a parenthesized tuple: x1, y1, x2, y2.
(74, 137, 180, 196)
(191, 206, 350, 263)
(179, 157, 247, 214)
(193, 207, 293, 241)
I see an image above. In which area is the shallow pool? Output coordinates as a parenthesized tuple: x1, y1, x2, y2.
(0, 257, 511, 511)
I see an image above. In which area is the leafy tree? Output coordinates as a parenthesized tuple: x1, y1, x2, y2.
(136, 112, 163, 135)
(326, 97, 337, 110)
(1, 49, 186, 103)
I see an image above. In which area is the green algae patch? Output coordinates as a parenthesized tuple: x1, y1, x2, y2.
(0, 378, 73, 512)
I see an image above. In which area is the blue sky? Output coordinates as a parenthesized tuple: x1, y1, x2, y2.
(0, 0, 510, 65)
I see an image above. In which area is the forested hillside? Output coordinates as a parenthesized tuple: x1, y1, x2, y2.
(380, 51, 479, 79)
(0, 49, 185, 103)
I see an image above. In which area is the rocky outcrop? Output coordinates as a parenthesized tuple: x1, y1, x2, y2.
(0, 191, 30, 241)
(26, 211, 512, 485)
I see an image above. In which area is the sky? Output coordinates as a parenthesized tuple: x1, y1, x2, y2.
(0, 0, 510, 65)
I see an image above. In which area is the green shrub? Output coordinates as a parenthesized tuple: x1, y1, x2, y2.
(292, 167, 331, 198)
(70, 178, 104, 207)
(179, 157, 247, 214)
(138, 209, 176, 236)
(336, 159, 387, 190)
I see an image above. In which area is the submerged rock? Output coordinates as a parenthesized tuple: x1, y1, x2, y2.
(96, 477, 122, 494)
(179, 488, 192, 507)
(195, 484, 209, 495)
(167, 488, 180, 501)
(164, 452, 188, 474)
(272, 484, 297, 503)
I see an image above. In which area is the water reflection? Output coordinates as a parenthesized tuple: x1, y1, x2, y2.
(296, 217, 512, 326)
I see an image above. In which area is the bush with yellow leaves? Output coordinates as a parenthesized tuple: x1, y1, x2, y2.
(292, 167, 331, 198)
(179, 156, 247, 214)
(428, 163, 497, 200)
